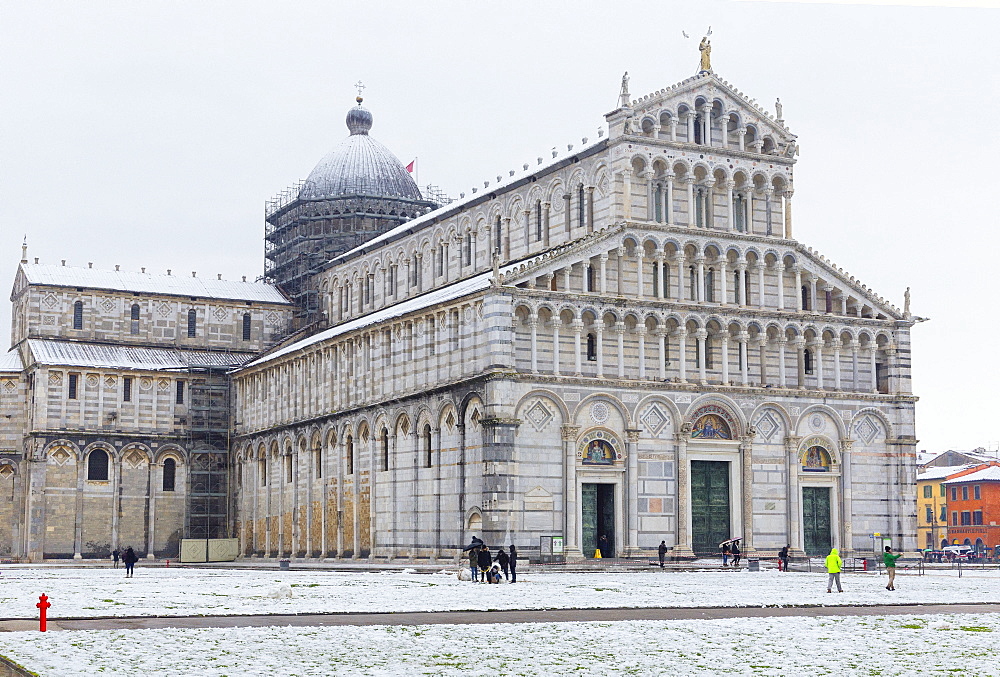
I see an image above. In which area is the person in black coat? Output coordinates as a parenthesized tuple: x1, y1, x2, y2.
(477, 545, 492, 582)
(122, 546, 139, 578)
(496, 547, 510, 581)
(778, 545, 790, 572)
(509, 544, 518, 583)
(658, 541, 667, 568)
(730, 541, 741, 568)
(112, 549, 120, 568)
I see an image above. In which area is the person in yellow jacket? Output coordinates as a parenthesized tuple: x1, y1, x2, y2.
(825, 547, 843, 593)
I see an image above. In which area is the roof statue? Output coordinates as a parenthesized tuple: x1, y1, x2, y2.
(699, 37, 712, 72)
(904, 287, 911, 318)
(20, 236, 27, 265)
(619, 71, 630, 109)
(775, 98, 783, 122)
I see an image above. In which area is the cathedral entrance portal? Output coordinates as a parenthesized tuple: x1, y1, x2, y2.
(691, 460, 730, 555)
(582, 483, 615, 558)
(802, 486, 832, 556)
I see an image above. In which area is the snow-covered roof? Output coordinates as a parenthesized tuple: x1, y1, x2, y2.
(918, 465, 977, 482)
(0, 349, 22, 372)
(20, 263, 290, 305)
(244, 271, 495, 369)
(945, 466, 1000, 484)
(328, 137, 608, 266)
(27, 339, 251, 371)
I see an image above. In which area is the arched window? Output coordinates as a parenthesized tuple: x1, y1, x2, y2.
(187, 309, 197, 337)
(380, 429, 389, 472)
(423, 424, 433, 468)
(705, 336, 714, 369)
(130, 304, 140, 335)
(695, 187, 705, 228)
(464, 233, 472, 266)
(801, 286, 810, 311)
(586, 265, 595, 292)
(694, 114, 703, 144)
(346, 436, 354, 475)
(87, 449, 109, 481)
(73, 301, 83, 330)
(242, 313, 252, 341)
(804, 348, 814, 374)
(259, 458, 267, 486)
(535, 200, 543, 241)
(162, 457, 176, 491)
(734, 194, 745, 232)
(705, 268, 715, 302)
(586, 333, 597, 361)
(578, 184, 585, 230)
(688, 266, 697, 301)
(315, 444, 322, 479)
(495, 215, 502, 254)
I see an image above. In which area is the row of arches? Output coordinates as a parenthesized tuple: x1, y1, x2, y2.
(631, 94, 788, 155)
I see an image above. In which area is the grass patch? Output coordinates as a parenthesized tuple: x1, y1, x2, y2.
(960, 626, 993, 632)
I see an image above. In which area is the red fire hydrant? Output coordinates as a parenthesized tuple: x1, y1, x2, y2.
(36, 594, 50, 632)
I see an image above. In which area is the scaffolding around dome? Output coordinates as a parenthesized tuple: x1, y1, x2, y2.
(264, 101, 438, 326)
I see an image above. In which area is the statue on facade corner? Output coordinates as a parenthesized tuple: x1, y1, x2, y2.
(775, 98, 783, 120)
(619, 71, 630, 109)
(699, 38, 712, 72)
(904, 287, 911, 317)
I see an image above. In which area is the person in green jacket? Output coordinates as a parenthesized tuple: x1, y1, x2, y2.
(884, 545, 902, 591)
(825, 547, 843, 593)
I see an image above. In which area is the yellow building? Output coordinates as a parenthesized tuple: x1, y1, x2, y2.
(917, 464, 982, 550)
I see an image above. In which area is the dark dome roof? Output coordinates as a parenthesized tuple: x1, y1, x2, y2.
(299, 101, 423, 202)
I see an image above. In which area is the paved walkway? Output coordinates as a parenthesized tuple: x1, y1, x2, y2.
(5, 602, 1000, 632)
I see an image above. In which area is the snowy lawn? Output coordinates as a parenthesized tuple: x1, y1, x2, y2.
(0, 565, 999, 619)
(2, 613, 999, 676)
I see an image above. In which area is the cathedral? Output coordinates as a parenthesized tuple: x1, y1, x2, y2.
(0, 49, 918, 562)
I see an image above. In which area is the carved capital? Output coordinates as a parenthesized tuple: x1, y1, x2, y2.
(561, 424, 581, 441)
(625, 428, 642, 443)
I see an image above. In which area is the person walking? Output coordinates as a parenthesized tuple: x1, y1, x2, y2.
(112, 549, 120, 569)
(467, 543, 480, 582)
(721, 542, 730, 566)
(509, 544, 518, 583)
(730, 541, 741, 568)
(883, 545, 902, 591)
(496, 547, 510, 581)
(778, 545, 789, 572)
(122, 546, 138, 578)
(477, 545, 493, 583)
(658, 540, 667, 568)
(825, 547, 843, 593)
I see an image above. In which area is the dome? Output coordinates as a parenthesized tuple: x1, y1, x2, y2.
(299, 100, 423, 202)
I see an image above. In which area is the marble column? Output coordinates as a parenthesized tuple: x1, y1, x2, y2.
(740, 433, 756, 554)
(562, 424, 583, 559)
(625, 428, 641, 555)
(674, 426, 694, 558)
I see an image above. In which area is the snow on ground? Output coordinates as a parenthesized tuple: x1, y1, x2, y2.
(0, 565, 997, 619)
(3, 613, 1000, 676)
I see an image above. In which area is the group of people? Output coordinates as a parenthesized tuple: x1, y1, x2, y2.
(720, 541, 741, 567)
(111, 547, 140, 577)
(825, 545, 901, 593)
(465, 538, 517, 583)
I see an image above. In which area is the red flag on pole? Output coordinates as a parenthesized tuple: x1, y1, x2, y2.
(405, 160, 415, 173)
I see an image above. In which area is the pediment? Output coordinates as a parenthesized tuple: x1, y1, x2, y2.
(607, 72, 796, 152)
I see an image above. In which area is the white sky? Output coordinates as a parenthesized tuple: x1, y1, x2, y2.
(1, 0, 996, 453)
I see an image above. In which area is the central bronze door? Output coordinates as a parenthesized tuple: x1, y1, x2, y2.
(691, 460, 730, 555)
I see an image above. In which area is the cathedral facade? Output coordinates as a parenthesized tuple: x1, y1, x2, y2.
(0, 58, 918, 562)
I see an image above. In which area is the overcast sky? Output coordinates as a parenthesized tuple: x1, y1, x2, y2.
(1, 0, 997, 453)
